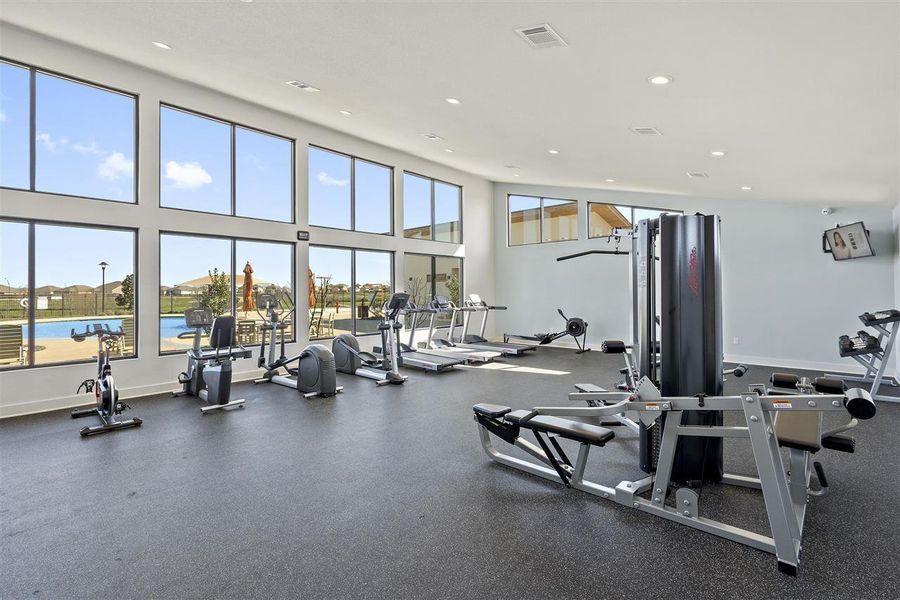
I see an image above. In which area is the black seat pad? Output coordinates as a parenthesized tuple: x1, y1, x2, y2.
(473, 403, 512, 418)
(506, 410, 614, 446)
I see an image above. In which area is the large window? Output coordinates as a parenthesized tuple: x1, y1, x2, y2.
(588, 203, 682, 238)
(308, 146, 392, 234)
(403, 173, 461, 243)
(508, 195, 577, 246)
(159, 234, 294, 354)
(160, 105, 293, 222)
(308, 246, 393, 339)
(0, 220, 137, 369)
(0, 60, 137, 202)
(403, 253, 463, 328)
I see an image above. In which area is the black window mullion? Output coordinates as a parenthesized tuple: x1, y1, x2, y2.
(430, 179, 436, 240)
(230, 239, 237, 317)
(350, 158, 356, 231)
(350, 250, 357, 335)
(230, 126, 237, 216)
(29, 67, 36, 191)
(27, 222, 35, 366)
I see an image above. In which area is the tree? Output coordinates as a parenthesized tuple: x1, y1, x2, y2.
(115, 273, 134, 312)
(200, 269, 230, 316)
(447, 272, 460, 306)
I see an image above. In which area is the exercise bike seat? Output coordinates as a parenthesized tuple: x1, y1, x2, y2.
(473, 403, 512, 418)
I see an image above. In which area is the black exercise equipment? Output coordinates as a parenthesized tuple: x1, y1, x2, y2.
(174, 308, 253, 412)
(504, 309, 590, 353)
(70, 324, 142, 436)
(827, 308, 899, 403)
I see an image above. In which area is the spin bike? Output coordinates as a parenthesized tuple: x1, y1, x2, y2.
(254, 293, 341, 398)
(70, 324, 142, 436)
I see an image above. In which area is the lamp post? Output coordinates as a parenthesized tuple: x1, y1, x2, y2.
(99, 261, 108, 315)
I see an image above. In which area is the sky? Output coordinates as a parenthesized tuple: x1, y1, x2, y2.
(308, 147, 392, 233)
(159, 234, 294, 289)
(309, 246, 391, 287)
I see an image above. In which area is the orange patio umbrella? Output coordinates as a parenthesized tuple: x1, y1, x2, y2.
(307, 268, 316, 307)
(242, 261, 256, 312)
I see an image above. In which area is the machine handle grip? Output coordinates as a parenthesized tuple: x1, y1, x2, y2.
(177, 331, 196, 339)
(843, 388, 876, 420)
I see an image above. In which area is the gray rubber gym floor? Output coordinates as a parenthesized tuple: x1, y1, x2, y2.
(2, 349, 899, 600)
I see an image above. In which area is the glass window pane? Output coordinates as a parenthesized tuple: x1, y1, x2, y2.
(354, 160, 392, 234)
(35, 73, 136, 202)
(542, 198, 578, 242)
(309, 246, 352, 339)
(0, 221, 29, 369)
(403, 253, 432, 329)
(508, 195, 541, 246)
(434, 182, 461, 243)
(403, 173, 432, 240)
(160, 107, 231, 214)
(0, 62, 30, 190)
(589, 203, 632, 238)
(159, 234, 231, 353)
(235, 127, 293, 222)
(434, 256, 462, 327)
(308, 147, 351, 229)
(235, 240, 294, 343)
(354, 251, 392, 335)
(32, 224, 135, 365)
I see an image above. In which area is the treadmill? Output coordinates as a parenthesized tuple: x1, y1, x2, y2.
(423, 296, 501, 363)
(450, 294, 537, 356)
(374, 294, 464, 372)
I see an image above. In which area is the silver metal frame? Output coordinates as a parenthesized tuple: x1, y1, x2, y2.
(477, 385, 862, 573)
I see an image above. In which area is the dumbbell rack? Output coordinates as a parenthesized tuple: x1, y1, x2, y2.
(827, 309, 899, 403)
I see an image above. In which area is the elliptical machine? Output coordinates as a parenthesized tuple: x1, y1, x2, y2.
(332, 294, 407, 386)
(254, 292, 342, 398)
(174, 308, 252, 412)
(70, 324, 142, 436)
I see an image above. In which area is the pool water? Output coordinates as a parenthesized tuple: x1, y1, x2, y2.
(18, 316, 190, 339)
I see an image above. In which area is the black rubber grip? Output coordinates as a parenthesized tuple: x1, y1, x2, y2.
(770, 372, 799, 388)
(821, 434, 856, 453)
(601, 340, 626, 354)
(733, 365, 748, 378)
(813, 377, 846, 394)
(813, 461, 828, 489)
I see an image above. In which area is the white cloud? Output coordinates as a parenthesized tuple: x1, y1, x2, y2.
(0, 110, 6, 122)
(317, 171, 349, 187)
(74, 141, 103, 156)
(164, 160, 212, 190)
(37, 132, 68, 151)
(97, 152, 134, 181)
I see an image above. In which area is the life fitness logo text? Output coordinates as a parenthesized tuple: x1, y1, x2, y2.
(688, 246, 700, 297)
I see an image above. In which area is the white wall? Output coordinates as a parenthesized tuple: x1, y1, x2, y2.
(895, 203, 900, 373)
(493, 183, 898, 375)
(0, 25, 494, 417)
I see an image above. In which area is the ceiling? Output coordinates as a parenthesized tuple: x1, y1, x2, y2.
(1, 1, 898, 206)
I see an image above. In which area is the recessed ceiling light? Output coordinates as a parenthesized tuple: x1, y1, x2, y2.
(605, 178, 615, 183)
(421, 133, 443, 141)
(339, 110, 352, 116)
(445, 98, 461, 105)
(239, 0, 254, 3)
(548, 149, 560, 155)
(710, 150, 727, 157)
(513, 173, 520, 177)
(741, 186, 752, 191)
(444, 149, 454, 153)
(286, 81, 320, 92)
(152, 41, 171, 50)
(648, 75, 672, 85)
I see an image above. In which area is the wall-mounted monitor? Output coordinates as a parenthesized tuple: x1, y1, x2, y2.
(824, 222, 874, 261)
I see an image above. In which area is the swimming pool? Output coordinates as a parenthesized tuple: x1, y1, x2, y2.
(24, 318, 124, 339)
(17, 316, 190, 339)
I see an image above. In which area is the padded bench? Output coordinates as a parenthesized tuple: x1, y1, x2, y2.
(473, 403, 615, 447)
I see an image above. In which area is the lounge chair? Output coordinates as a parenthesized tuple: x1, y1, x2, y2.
(0, 324, 26, 365)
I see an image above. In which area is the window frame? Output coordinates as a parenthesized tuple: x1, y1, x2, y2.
(507, 194, 579, 247)
(402, 252, 464, 330)
(0, 57, 140, 205)
(158, 230, 296, 355)
(0, 217, 139, 371)
(158, 102, 296, 224)
(587, 202, 683, 239)
(308, 243, 395, 340)
(402, 171, 463, 244)
(307, 145, 395, 236)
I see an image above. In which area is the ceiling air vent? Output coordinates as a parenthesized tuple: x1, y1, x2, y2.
(515, 24, 567, 49)
(420, 133, 444, 141)
(631, 127, 662, 136)
(686, 172, 709, 179)
(286, 80, 320, 92)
